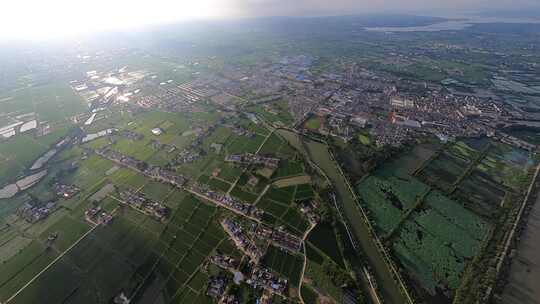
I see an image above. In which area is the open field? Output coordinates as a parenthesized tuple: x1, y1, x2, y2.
(0, 82, 87, 123)
(246, 100, 295, 127)
(304, 116, 322, 131)
(273, 175, 311, 188)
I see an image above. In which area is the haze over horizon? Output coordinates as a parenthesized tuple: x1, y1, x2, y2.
(0, 0, 539, 40)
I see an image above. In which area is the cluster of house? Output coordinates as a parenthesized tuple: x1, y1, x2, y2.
(145, 165, 187, 188)
(221, 218, 264, 263)
(208, 254, 287, 301)
(120, 130, 144, 141)
(174, 149, 201, 165)
(303, 112, 355, 142)
(119, 190, 170, 221)
(84, 205, 113, 226)
(299, 200, 321, 225)
(150, 139, 176, 153)
(207, 276, 228, 299)
(210, 255, 240, 271)
(248, 267, 288, 296)
(225, 153, 280, 169)
(97, 147, 187, 188)
(97, 147, 147, 172)
(230, 125, 256, 138)
(254, 225, 302, 253)
(177, 81, 218, 103)
(219, 294, 240, 304)
(17, 202, 56, 223)
(191, 184, 263, 219)
(53, 183, 80, 199)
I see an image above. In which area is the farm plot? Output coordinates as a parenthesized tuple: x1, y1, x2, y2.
(273, 175, 311, 188)
(454, 170, 507, 218)
(393, 219, 467, 294)
(203, 125, 233, 147)
(475, 142, 535, 191)
(224, 133, 266, 155)
(112, 137, 157, 161)
(424, 191, 490, 242)
(229, 186, 259, 203)
(281, 208, 310, 235)
(206, 177, 232, 193)
(257, 132, 296, 159)
(304, 259, 344, 302)
(246, 101, 295, 127)
(273, 160, 304, 179)
(257, 183, 312, 233)
(9, 258, 83, 304)
(257, 198, 290, 219)
(294, 183, 315, 201)
(265, 186, 295, 205)
(415, 140, 482, 193)
(138, 196, 225, 303)
(38, 216, 91, 252)
(354, 143, 499, 298)
(447, 140, 482, 162)
(262, 245, 304, 287)
(140, 181, 175, 203)
(357, 163, 429, 235)
(307, 223, 344, 267)
(388, 187, 491, 296)
(0, 135, 50, 185)
(0, 82, 86, 124)
(416, 152, 469, 192)
(212, 163, 244, 183)
(0, 241, 58, 301)
(21, 207, 160, 303)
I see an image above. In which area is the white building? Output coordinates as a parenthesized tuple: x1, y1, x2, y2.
(151, 128, 163, 136)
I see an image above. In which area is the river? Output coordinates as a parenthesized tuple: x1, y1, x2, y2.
(277, 129, 407, 304)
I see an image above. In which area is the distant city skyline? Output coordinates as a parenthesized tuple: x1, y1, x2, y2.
(0, 0, 539, 40)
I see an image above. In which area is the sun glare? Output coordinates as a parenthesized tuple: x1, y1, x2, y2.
(0, 0, 224, 40)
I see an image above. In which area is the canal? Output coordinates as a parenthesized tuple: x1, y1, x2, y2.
(277, 129, 407, 304)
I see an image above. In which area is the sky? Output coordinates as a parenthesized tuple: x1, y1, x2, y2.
(0, 0, 538, 40)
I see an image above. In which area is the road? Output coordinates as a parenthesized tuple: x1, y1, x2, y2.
(298, 222, 317, 304)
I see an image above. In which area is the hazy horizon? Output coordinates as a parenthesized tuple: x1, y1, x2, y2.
(1, 0, 539, 41)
